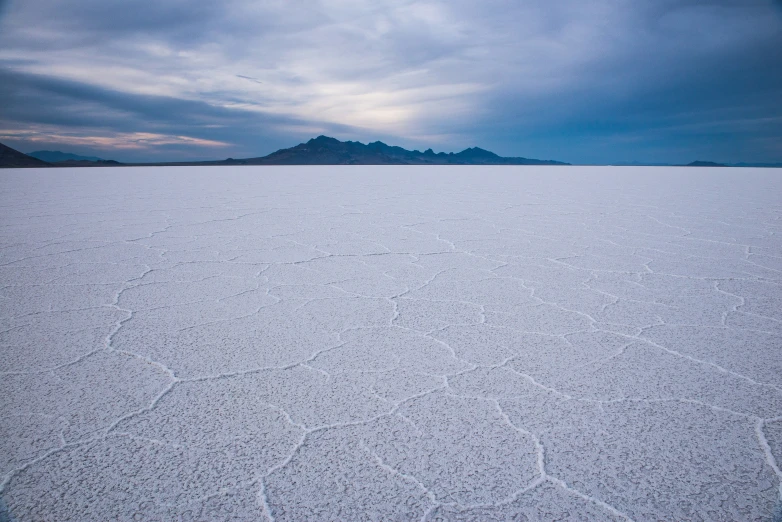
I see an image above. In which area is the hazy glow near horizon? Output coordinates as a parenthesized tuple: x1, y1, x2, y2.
(0, 0, 780, 163)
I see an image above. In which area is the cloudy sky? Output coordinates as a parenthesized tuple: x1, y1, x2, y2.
(1, 0, 780, 163)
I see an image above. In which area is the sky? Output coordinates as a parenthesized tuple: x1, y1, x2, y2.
(0, 0, 781, 164)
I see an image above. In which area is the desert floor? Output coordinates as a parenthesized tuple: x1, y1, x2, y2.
(1, 166, 781, 520)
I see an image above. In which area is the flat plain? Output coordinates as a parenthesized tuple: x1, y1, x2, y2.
(1, 166, 781, 521)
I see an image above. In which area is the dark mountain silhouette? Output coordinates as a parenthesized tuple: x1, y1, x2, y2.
(245, 136, 408, 165)
(0, 142, 51, 168)
(224, 136, 569, 165)
(684, 161, 727, 167)
(50, 159, 123, 167)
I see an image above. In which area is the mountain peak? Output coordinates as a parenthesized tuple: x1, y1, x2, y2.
(307, 135, 341, 145)
(685, 160, 727, 167)
(455, 147, 500, 159)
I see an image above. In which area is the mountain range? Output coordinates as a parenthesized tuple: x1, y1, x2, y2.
(0, 137, 569, 167)
(1, 137, 780, 168)
(28, 150, 105, 163)
(229, 136, 570, 165)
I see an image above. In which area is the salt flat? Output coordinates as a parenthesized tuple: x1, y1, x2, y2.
(1, 166, 781, 521)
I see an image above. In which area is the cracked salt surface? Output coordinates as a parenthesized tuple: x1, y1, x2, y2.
(1, 166, 781, 521)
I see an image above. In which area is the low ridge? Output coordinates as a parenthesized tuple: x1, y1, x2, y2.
(28, 150, 104, 163)
(685, 160, 727, 167)
(0, 142, 51, 168)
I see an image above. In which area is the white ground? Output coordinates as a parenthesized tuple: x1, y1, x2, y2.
(1, 166, 781, 521)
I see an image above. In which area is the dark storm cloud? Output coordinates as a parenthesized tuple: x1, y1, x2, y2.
(3, 0, 235, 48)
(436, 0, 782, 163)
(0, 0, 780, 162)
(1, 68, 288, 130)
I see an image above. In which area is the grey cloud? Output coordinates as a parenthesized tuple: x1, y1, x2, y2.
(0, 67, 362, 161)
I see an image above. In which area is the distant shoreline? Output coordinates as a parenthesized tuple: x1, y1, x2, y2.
(2, 137, 780, 168)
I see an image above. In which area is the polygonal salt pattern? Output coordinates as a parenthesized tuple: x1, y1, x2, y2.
(501, 397, 779, 521)
(1, 166, 781, 520)
(263, 426, 434, 521)
(0, 350, 172, 442)
(427, 480, 626, 521)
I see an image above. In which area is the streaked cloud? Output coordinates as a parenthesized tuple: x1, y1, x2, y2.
(0, 127, 230, 150)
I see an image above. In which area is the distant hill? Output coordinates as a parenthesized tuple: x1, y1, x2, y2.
(683, 160, 782, 168)
(731, 162, 782, 168)
(615, 160, 780, 168)
(682, 161, 728, 167)
(53, 159, 124, 167)
(28, 150, 105, 163)
(610, 161, 673, 167)
(685, 161, 728, 167)
(0, 142, 51, 168)
(235, 136, 570, 166)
